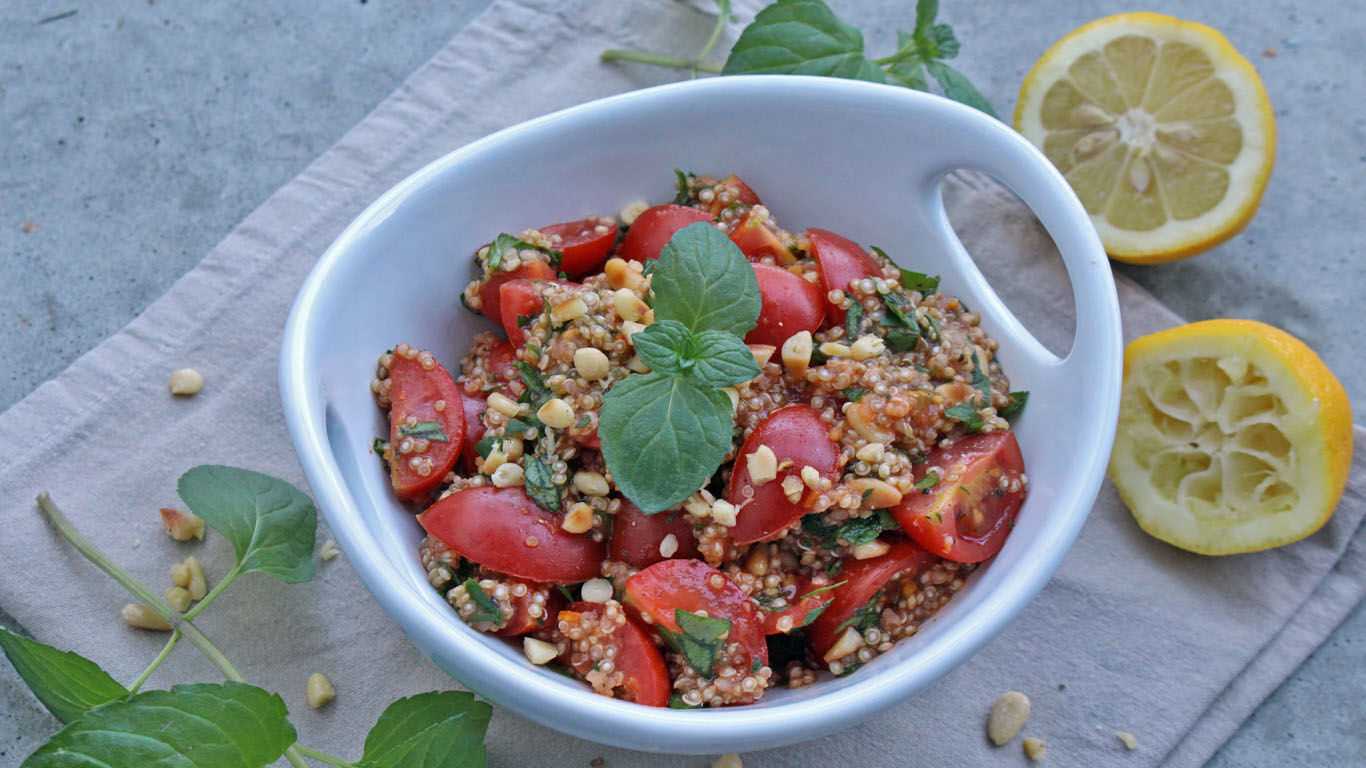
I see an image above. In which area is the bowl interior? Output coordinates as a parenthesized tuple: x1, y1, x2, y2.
(282, 75, 1119, 753)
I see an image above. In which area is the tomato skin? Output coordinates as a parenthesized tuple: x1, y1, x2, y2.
(493, 582, 564, 637)
(707, 174, 762, 216)
(477, 260, 557, 323)
(744, 264, 826, 348)
(419, 487, 605, 583)
(618, 205, 713, 262)
(499, 279, 545, 347)
(458, 391, 488, 473)
(540, 218, 616, 277)
(808, 228, 883, 325)
(557, 602, 671, 707)
(624, 559, 769, 670)
(805, 538, 936, 657)
(485, 338, 521, 394)
(727, 405, 841, 544)
(387, 350, 465, 501)
(892, 431, 1027, 563)
(758, 579, 833, 635)
(610, 500, 700, 569)
(728, 209, 788, 262)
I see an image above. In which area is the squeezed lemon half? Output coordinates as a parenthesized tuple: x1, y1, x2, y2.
(1014, 13, 1276, 263)
(1108, 320, 1352, 555)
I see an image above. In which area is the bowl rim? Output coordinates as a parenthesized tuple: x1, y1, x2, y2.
(280, 74, 1121, 754)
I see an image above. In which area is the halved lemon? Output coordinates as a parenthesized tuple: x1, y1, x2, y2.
(1108, 320, 1352, 555)
(1014, 13, 1276, 263)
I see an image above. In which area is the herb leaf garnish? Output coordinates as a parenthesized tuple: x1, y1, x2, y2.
(0, 629, 128, 724)
(398, 420, 449, 443)
(462, 579, 506, 627)
(650, 223, 761, 336)
(898, 267, 940, 294)
(944, 401, 984, 431)
(999, 391, 1030, 418)
(358, 691, 492, 768)
(633, 319, 762, 388)
(177, 465, 317, 583)
(671, 609, 732, 678)
(514, 362, 552, 407)
(486, 232, 561, 272)
(723, 0, 885, 83)
(915, 470, 942, 491)
(523, 456, 563, 514)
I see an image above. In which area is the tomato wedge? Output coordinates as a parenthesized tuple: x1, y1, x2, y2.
(624, 559, 768, 671)
(477, 259, 557, 323)
(493, 581, 564, 637)
(499, 278, 546, 347)
(808, 228, 883, 325)
(727, 405, 840, 544)
(484, 338, 520, 394)
(458, 391, 487, 473)
(804, 538, 936, 657)
(610, 500, 700, 569)
(540, 217, 616, 277)
(388, 348, 465, 501)
(618, 205, 712, 262)
(557, 601, 671, 707)
(419, 487, 605, 583)
(728, 208, 788, 262)
(706, 174, 761, 216)
(757, 578, 835, 635)
(892, 431, 1027, 563)
(745, 264, 826, 348)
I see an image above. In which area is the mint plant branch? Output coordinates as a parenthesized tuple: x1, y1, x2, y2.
(128, 630, 180, 694)
(600, 49, 723, 74)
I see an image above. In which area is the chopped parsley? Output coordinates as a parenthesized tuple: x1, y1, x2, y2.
(801, 601, 830, 627)
(515, 362, 552, 407)
(486, 232, 562, 272)
(462, 579, 505, 627)
(999, 391, 1030, 418)
(971, 351, 991, 401)
(524, 455, 562, 513)
(672, 169, 692, 205)
(660, 609, 731, 678)
(898, 268, 940, 294)
(474, 436, 504, 459)
(944, 402, 984, 431)
(372, 437, 387, 454)
(845, 302, 864, 342)
(914, 471, 941, 491)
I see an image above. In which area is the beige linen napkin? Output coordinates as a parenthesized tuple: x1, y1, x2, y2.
(2, 1, 1362, 766)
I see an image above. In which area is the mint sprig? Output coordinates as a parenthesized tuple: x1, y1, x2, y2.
(599, 223, 760, 514)
(602, 0, 996, 117)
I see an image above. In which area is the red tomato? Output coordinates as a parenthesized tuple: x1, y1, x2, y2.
(706, 174, 762, 216)
(728, 209, 788, 262)
(499, 278, 546, 347)
(557, 602, 670, 707)
(458, 392, 487, 473)
(610, 500, 700, 569)
(387, 349, 465, 501)
(624, 559, 768, 671)
(540, 217, 616, 277)
(485, 338, 520, 393)
(477, 260, 557, 323)
(808, 228, 883, 325)
(892, 432, 1027, 563)
(757, 578, 835, 635)
(419, 487, 605, 583)
(804, 538, 936, 657)
(618, 205, 712, 262)
(727, 405, 840, 544)
(493, 581, 564, 637)
(744, 264, 825, 348)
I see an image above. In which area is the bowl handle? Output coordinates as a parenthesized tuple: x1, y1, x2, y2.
(909, 119, 1121, 372)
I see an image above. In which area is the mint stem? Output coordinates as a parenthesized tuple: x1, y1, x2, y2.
(181, 562, 242, 622)
(601, 48, 723, 75)
(293, 744, 360, 768)
(128, 630, 179, 694)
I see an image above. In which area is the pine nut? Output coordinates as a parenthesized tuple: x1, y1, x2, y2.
(987, 691, 1031, 746)
(850, 478, 903, 508)
(523, 637, 560, 665)
(781, 475, 804, 503)
(619, 200, 649, 226)
(164, 586, 192, 613)
(684, 493, 712, 519)
(823, 626, 864, 662)
(626, 355, 649, 373)
(573, 347, 610, 381)
(572, 471, 610, 497)
(748, 344, 776, 368)
(818, 342, 850, 358)
(580, 578, 614, 603)
(721, 387, 739, 412)
(745, 445, 778, 485)
(551, 297, 588, 323)
(306, 673, 336, 709)
(492, 463, 526, 488)
(849, 334, 885, 361)
(480, 438, 524, 474)
(184, 556, 207, 600)
(487, 392, 521, 417)
(170, 562, 190, 588)
(537, 398, 575, 429)
(1115, 732, 1138, 750)
(856, 443, 885, 463)
(851, 539, 890, 560)
(659, 533, 679, 558)
(562, 502, 594, 533)
(319, 539, 341, 561)
(604, 257, 642, 291)
(712, 756, 743, 768)
(800, 465, 822, 490)
(710, 500, 738, 527)
(122, 603, 172, 631)
(159, 507, 205, 541)
(1023, 737, 1045, 760)
(168, 368, 204, 395)
(781, 331, 813, 378)
(613, 288, 648, 322)
(621, 321, 647, 343)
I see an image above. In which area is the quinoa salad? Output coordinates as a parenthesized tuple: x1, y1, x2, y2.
(370, 171, 1029, 709)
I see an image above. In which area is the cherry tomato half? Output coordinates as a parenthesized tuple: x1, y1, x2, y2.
(624, 559, 769, 671)
(892, 431, 1027, 563)
(745, 264, 826, 348)
(804, 538, 936, 657)
(808, 228, 883, 325)
(728, 208, 788, 262)
(557, 602, 671, 707)
(419, 487, 605, 583)
(540, 217, 616, 277)
(485, 337, 521, 394)
(618, 205, 712, 262)
(388, 349, 465, 501)
(493, 581, 564, 637)
(727, 405, 841, 544)
(499, 278, 545, 347)
(458, 391, 488, 474)
(757, 578, 835, 635)
(610, 500, 700, 570)
(477, 259, 557, 324)
(706, 174, 762, 216)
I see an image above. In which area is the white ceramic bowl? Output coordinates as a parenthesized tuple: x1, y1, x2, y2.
(280, 75, 1121, 754)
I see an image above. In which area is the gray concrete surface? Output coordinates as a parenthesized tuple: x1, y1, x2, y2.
(1, 0, 1361, 765)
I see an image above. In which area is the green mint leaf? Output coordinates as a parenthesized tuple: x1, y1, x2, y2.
(668, 693, 700, 709)
(632, 320, 695, 377)
(462, 579, 505, 627)
(651, 223, 761, 336)
(359, 690, 492, 768)
(924, 60, 997, 118)
(723, 0, 885, 83)
(398, 420, 449, 443)
(971, 352, 991, 401)
(914, 470, 941, 491)
(944, 401, 984, 431)
(515, 362, 552, 407)
(999, 391, 1030, 418)
(599, 372, 733, 514)
(474, 436, 503, 460)
(688, 330, 761, 389)
(884, 326, 920, 352)
(22, 682, 294, 768)
(524, 456, 563, 513)
(885, 56, 928, 90)
(0, 628, 127, 724)
(843, 387, 867, 402)
(674, 609, 731, 678)
(880, 292, 914, 328)
(834, 516, 883, 546)
(373, 436, 388, 454)
(898, 267, 940, 294)
(801, 601, 830, 626)
(177, 465, 316, 583)
(927, 23, 959, 59)
(845, 301, 863, 342)
(673, 169, 691, 205)
(914, 0, 939, 33)
(487, 233, 561, 273)
(504, 415, 543, 437)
